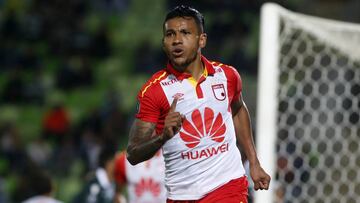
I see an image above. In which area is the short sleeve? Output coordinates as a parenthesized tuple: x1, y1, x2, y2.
(231, 67, 242, 102)
(135, 90, 161, 123)
(223, 66, 242, 104)
(135, 71, 168, 124)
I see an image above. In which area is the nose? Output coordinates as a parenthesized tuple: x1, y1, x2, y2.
(172, 33, 182, 45)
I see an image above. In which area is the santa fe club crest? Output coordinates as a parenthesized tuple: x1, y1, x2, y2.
(212, 84, 226, 101)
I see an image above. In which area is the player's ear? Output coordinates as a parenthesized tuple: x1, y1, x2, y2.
(199, 33, 207, 48)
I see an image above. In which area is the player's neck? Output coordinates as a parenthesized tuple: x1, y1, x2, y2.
(185, 55, 203, 81)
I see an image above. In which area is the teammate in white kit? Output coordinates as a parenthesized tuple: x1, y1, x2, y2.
(126, 5, 270, 203)
(114, 150, 166, 203)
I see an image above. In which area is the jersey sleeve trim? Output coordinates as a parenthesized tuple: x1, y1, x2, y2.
(136, 70, 169, 125)
(220, 64, 243, 104)
(141, 71, 167, 97)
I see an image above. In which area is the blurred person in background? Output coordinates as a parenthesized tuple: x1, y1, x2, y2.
(22, 170, 63, 203)
(42, 103, 70, 146)
(0, 122, 27, 172)
(126, 5, 270, 203)
(26, 136, 52, 167)
(114, 150, 166, 203)
(72, 146, 117, 203)
(42, 103, 76, 176)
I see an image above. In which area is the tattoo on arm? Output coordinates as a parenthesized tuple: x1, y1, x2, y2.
(126, 119, 164, 165)
(130, 121, 156, 145)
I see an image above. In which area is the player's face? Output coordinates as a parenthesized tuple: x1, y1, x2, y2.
(163, 17, 206, 71)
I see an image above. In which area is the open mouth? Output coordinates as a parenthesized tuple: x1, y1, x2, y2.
(172, 48, 184, 57)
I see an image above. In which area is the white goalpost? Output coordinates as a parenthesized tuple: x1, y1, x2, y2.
(256, 3, 360, 203)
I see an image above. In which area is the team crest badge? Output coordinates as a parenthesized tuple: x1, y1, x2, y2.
(212, 84, 226, 101)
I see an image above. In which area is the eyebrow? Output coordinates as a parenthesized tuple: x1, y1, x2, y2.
(165, 27, 191, 32)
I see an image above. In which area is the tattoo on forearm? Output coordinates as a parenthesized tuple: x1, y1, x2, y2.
(127, 121, 162, 164)
(131, 122, 156, 144)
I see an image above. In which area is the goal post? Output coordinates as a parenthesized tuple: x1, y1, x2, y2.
(255, 3, 281, 203)
(256, 3, 360, 203)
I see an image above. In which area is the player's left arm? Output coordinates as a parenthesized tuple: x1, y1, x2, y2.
(231, 95, 271, 190)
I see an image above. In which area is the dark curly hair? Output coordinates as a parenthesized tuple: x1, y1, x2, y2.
(164, 5, 205, 33)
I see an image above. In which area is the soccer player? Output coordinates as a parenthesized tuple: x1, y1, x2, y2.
(114, 150, 166, 203)
(72, 147, 117, 203)
(22, 171, 63, 203)
(127, 5, 270, 202)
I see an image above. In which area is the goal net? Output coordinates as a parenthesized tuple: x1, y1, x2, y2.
(256, 3, 360, 203)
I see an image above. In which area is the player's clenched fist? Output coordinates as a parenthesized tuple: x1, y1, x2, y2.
(250, 163, 271, 191)
(162, 98, 184, 142)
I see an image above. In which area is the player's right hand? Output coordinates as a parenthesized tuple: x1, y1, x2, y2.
(162, 98, 183, 142)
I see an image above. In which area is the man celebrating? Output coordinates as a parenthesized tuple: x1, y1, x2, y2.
(127, 5, 270, 202)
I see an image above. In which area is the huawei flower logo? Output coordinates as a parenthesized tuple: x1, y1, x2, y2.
(179, 107, 226, 148)
(135, 178, 161, 197)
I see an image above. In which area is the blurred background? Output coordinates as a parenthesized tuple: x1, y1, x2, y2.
(0, 0, 359, 202)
